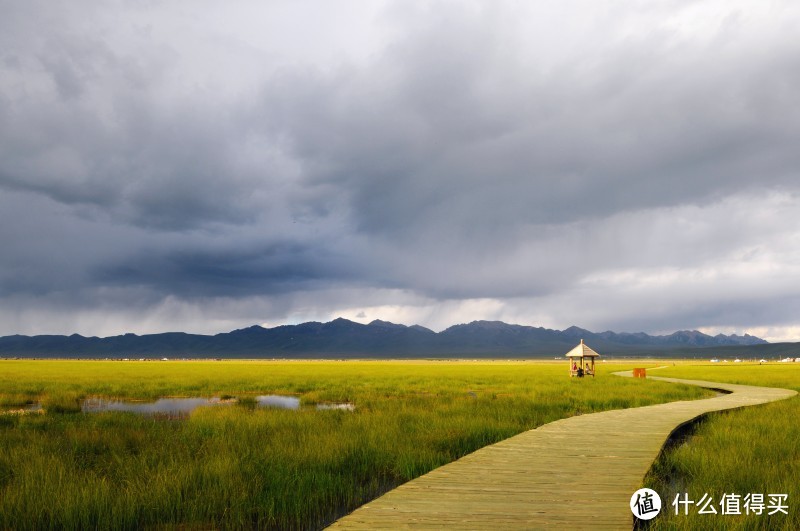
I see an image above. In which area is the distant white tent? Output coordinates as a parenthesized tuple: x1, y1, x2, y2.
(566, 339, 599, 377)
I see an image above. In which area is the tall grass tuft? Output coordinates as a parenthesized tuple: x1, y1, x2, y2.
(42, 392, 82, 414)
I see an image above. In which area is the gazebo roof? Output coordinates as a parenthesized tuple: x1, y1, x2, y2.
(565, 339, 600, 358)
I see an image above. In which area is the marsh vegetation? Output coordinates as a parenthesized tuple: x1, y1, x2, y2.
(643, 364, 800, 530)
(0, 360, 708, 530)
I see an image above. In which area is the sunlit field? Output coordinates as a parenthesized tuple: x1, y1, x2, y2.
(643, 363, 800, 530)
(0, 359, 708, 530)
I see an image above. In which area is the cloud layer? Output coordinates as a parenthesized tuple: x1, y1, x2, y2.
(2, 1, 800, 340)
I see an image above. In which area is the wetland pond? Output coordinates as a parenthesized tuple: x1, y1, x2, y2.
(6, 395, 354, 417)
(82, 395, 354, 415)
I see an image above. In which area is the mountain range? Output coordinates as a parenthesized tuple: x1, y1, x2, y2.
(0, 318, 777, 359)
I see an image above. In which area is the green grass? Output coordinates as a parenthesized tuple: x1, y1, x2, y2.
(0, 360, 709, 530)
(642, 363, 800, 530)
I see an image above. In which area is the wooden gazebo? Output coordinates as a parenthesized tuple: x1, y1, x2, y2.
(567, 339, 600, 377)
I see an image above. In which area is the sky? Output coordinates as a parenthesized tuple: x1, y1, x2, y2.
(2, 1, 800, 342)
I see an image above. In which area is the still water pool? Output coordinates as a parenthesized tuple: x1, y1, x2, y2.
(78, 395, 353, 416)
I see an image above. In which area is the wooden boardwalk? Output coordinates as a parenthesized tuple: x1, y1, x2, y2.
(328, 373, 796, 530)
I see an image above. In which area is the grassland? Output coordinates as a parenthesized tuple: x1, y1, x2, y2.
(0, 359, 709, 530)
(642, 363, 800, 530)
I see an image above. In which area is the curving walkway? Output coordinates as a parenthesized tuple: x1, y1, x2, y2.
(328, 373, 796, 530)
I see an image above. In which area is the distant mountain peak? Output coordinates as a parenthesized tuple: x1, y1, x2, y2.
(562, 325, 591, 336)
(324, 317, 360, 328)
(230, 324, 266, 334)
(368, 319, 407, 329)
(451, 320, 515, 330)
(0, 319, 770, 358)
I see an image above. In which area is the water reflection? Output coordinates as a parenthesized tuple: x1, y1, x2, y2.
(255, 395, 300, 409)
(81, 397, 230, 416)
(77, 395, 354, 416)
(256, 395, 355, 411)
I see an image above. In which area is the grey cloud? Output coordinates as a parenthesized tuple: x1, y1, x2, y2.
(2, 1, 800, 338)
(559, 282, 800, 337)
(96, 240, 364, 298)
(0, 4, 303, 232)
(258, 5, 800, 246)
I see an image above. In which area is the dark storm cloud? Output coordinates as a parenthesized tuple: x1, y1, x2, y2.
(2, 1, 800, 338)
(96, 240, 364, 298)
(0, 2, 302, 232)
(244, 3, 800, 306)
(258, 8, 800, 243)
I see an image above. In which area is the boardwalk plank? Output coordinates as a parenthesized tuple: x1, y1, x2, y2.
(328, 374, 796, 530)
